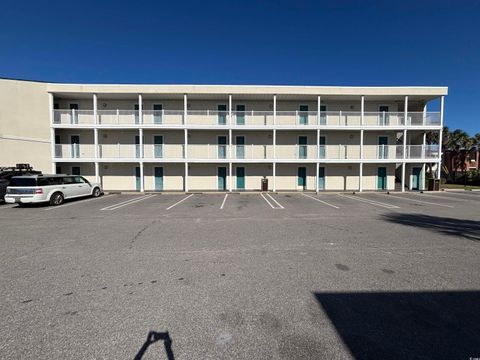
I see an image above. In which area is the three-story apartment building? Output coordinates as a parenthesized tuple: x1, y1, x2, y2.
(0, 78, 447, 192)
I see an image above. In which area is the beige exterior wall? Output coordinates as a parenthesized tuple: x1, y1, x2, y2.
(362, 164, 396, 191)
(0, 79, 51, 172)
(144, 163, 185, 191)
(276, 163, 316, 191)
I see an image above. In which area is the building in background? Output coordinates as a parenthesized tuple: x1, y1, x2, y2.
(0, 78, 447, 192)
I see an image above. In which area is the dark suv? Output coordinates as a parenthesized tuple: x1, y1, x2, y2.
(0, 164, 41, 202)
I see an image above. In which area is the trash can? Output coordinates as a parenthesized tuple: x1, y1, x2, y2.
(428, 178, 440, 191)
(261, 177, 268, 192)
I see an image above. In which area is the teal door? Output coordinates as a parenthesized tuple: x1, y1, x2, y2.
(218, 104, 227, 125)
(236, 104, 245, 125)
(378, 136, 388, 159)
(298, 167, 307, 189)
(70, 135, 80, 158)
(299, 105, 308, 125)
(153, 104, 162, 124)
(412, 167, 422, 190)
(154, 167, 164, 191)
(377, 167, 387, 190)
(154, 135, 163, 158)
(299, 136, 308, 159)
(379, 106, 389, 125)
(236, 167, 245, 190)
(70, 104, 79, 124)
(218, 167, 227, 190)
(318, 136, 326, 159)
(236, 136, 245, 159)
(72, 166, 81, 176)
(318, 167, 325, 190)
(134, 104, 140, 124)
(135, 167, 141, 191)
(319, 105, 327, 125)
(218, 136, 227, 159)
(135, 135, 141, 158)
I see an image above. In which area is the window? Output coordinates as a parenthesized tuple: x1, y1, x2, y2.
(62, 177, 76, 184)
(74, 176, 86, 183)
(10, 178, 37, 187)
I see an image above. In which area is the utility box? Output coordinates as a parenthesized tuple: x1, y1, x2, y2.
(428, 178, 440, 191)
(261, 177, 268, 192)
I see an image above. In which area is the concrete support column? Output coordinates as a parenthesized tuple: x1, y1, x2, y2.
(228, 129, 232, 192)
(360, 129, 364, 192)
(95, 162, 100, 184)
(139, 128, 144, 159)
(228, 94, 233, 192)
(316, 129, 320, 193)
(93, 93, 98, 125)
(273, 95, 277, 126)
(184, 162, 189, 192)
(183, 94, 188, 125)
(402, 128, 407, 192)
(94, 129, 99, 159)
(360, 96, 365, 126)
(272, 162, 276, 192)
(49, 93, 56, 173)
(139, 162, 144, 192)
(315, 162, 319, 193)
(138, 94, 143, 124)
(438, 96, 444, 181)
(317, 95, 321, 125)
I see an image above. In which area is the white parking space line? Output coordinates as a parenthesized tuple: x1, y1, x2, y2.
(261, 193, 284, 209)
(376, 193, 454, 208)
(220, 193, 228, 210)
(407, 192, 468, 202)
(302, 193, 340, 209)
(339, 194, 400, 209)
(437, 191, 480, 199)
(45, 194, 113, 211)
(101, 194, 156, 211)
(166, 194, 194, 210)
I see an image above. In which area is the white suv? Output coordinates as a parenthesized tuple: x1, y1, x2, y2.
(5, 174, 102, 206)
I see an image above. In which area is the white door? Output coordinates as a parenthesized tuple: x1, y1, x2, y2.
(61, 176, 80, 198)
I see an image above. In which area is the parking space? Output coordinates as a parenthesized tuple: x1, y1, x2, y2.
(4, 190, 480, 220)
(1, 190, 480, 359)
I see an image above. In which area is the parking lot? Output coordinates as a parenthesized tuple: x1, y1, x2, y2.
(1, 191, 479, 359)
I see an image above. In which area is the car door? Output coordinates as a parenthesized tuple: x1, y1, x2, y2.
(61, 176, 80, 198)
(74, 176, 92, 196)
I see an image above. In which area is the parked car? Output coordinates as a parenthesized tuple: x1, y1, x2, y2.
(5, 174, 102, 206)
(0, 164, 42, 202)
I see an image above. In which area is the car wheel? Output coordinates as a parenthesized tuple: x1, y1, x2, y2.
(92, 187, 102, 198)
(50, 192, 64, 206)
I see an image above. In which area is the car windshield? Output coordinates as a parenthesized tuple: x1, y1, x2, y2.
(9, 178, 37, 187)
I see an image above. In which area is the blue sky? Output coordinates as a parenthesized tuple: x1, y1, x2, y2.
(0, 0, 478, 134)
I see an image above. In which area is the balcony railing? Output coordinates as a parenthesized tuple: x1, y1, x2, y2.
(53, 109, 442, 127)
(53, 143, 440, 160)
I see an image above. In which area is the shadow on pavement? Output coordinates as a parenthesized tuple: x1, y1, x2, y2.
(382, 213, 480, 241)
(134, 331, 175, 360)
(314, 290, 480, 359)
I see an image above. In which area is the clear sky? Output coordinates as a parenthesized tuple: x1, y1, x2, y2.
(0, 0, 478, 134)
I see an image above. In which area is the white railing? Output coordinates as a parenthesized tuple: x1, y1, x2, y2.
(232, 145, 273, 159)
(142, 110, 185, 125)
(54, 144, 96, 158)
(406, 145, 440, 159)
(188, 144, 230, 159)
(53, 109, 442, 127)
(98, 144, 139, 158)
(53, 110, 95, 125)
(143, 144, 185, 159)
(363, 145, 404, 160)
